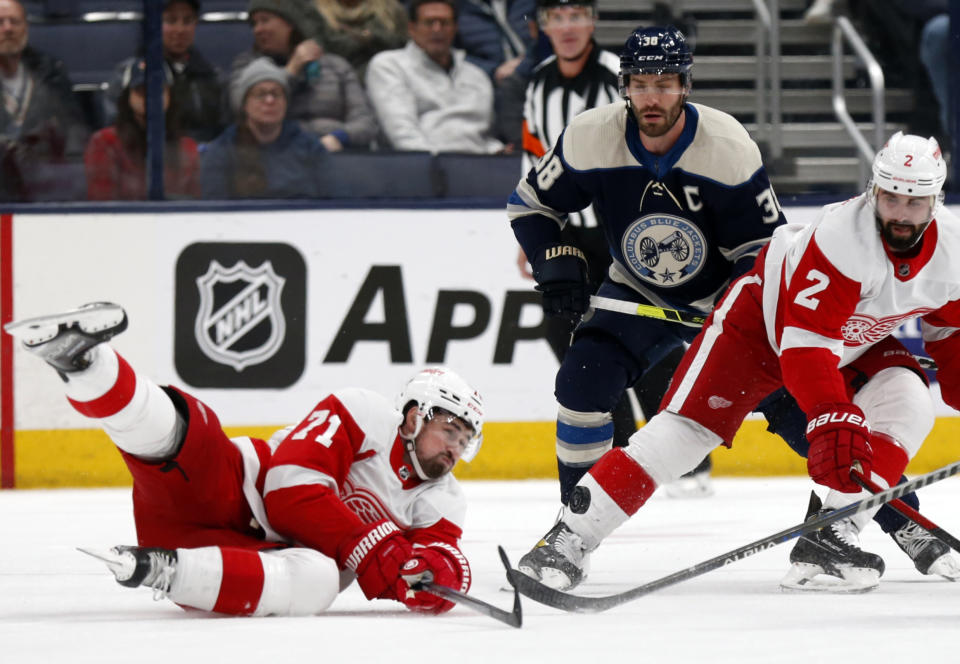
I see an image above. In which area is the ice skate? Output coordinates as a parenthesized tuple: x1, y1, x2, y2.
(780, 492, 884, 593)
(78, 545, 177, 600)
(4, 302, 127, 373)
(518, 520, 590, 590)
(891, 521, 960, 581)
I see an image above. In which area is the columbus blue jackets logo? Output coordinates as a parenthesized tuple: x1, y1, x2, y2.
(174, 242, 306, 388)
(195, 260, 286, 371)
(622, 214, 706, 286)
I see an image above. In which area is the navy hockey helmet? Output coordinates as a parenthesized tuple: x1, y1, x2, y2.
(618, 25, 693, 99)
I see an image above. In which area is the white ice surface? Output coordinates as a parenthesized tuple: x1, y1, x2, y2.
(1, 477, 958, 663)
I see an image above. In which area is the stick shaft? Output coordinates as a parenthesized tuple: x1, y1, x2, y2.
(507, 458, 960, 612)
(853, 471, 960, 553)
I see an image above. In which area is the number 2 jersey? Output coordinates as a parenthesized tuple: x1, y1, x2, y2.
(761, 193, 960, 415)
(508, 100, 786, 313)
(257, 388, 467, 567)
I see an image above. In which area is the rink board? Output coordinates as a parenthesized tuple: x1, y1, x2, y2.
(2, 206, 958, 487)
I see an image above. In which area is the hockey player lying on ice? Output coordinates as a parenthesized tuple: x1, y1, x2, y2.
(5, 305, 483, 616)
(517, 131, 960, 593)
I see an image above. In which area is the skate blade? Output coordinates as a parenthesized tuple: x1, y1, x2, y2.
(76, 546, 131, 579)
(4, 304, 125, 345)
(517, 563, 576, 591)
(76, 546, 117, 563)
(927, 554, 960, 581)
(780, 562, 879, 593)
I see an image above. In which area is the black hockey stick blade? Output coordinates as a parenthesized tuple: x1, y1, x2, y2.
(417, 557, 522, 628)
(852, 470, 960, 556)
(502, 459, 960, 613)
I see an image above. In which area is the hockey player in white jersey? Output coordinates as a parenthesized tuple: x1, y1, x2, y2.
(515, 131, 960, 592)
(5, 304, 483, 615)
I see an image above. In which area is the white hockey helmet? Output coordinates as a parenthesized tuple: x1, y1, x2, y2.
(871, 131, 946, 201)
(396, 367, 484, 464)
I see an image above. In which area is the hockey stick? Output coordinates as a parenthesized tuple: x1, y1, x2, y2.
(590, 294, 706, 327)
(415, 548, 522, 628)
(501, 458, 960, 613)
(851, 470, 960, 554)
(588, 294, 939, 370)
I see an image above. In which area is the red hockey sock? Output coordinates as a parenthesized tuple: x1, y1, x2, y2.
(212, 548, 266, 616)
(587, 448, 658, 516)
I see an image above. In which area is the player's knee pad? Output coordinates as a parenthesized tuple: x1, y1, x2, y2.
(256, 548, 339, 616)
(622, 411, 722, 486)
(555, 333, 637, 413)
(854, 367, 933, 459)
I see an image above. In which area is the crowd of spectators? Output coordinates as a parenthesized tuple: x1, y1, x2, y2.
(1, 0, 954, 202)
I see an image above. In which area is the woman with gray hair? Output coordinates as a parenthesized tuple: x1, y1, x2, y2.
(200, 57, 330, 199)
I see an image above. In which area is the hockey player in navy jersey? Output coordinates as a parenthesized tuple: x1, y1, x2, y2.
(517, 1, 697, 498)
(508, 24, 784, 577)
(514, 130, 960, 593)
(5, 304, 483, 615)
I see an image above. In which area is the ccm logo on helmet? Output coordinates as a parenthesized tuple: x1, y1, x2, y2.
(806, 412, 868, 434)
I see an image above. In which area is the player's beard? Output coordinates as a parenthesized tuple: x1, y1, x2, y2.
(875, 213, 928, 252)
(634, 94, 685, 138)
(415, 449, 455, 479)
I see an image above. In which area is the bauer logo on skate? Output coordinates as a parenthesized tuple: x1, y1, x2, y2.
(621, 214, 706, 287)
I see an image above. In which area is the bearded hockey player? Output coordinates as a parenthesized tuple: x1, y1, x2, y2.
(5, 304, 483, 615)
(514, 130, 960, 593)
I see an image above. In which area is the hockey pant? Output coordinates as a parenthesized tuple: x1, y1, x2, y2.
(61, 345, 339, 616)
(563, 273, 934, 548)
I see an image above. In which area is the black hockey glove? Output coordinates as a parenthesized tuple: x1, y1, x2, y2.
(530, 243, 590, 321)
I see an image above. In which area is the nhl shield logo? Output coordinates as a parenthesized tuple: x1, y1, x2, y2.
(194, 260, 287, 371)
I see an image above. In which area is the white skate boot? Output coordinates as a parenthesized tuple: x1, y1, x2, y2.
(4, 302, 127, 373)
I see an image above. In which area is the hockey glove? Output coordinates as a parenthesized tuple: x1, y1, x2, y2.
(805, 402, 873, 493)
(530, 243, 590, 321)
(338, 520, 414, 601)
(396, 544, 470, 614)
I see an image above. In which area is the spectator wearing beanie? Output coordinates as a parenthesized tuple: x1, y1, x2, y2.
(200, 57, 331, 198)
(104, 0, 226, 143)
(229, 0, 377, 151)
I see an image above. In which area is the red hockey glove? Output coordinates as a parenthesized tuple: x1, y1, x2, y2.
(338, 520, 414, 601)
(395, 546, 464, 615)
(805, 402, 873, 493)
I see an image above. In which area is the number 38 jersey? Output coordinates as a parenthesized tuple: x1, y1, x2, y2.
(258, 388, 467, 561)
(508, 100, 785, 312)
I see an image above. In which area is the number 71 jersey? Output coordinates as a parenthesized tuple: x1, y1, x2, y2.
(264, 388, 467, 537)
(509, 101, 785, 311)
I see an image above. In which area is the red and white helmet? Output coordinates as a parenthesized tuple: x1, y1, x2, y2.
(396, 367, 484, 463)
(871, 132, 946, 204)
